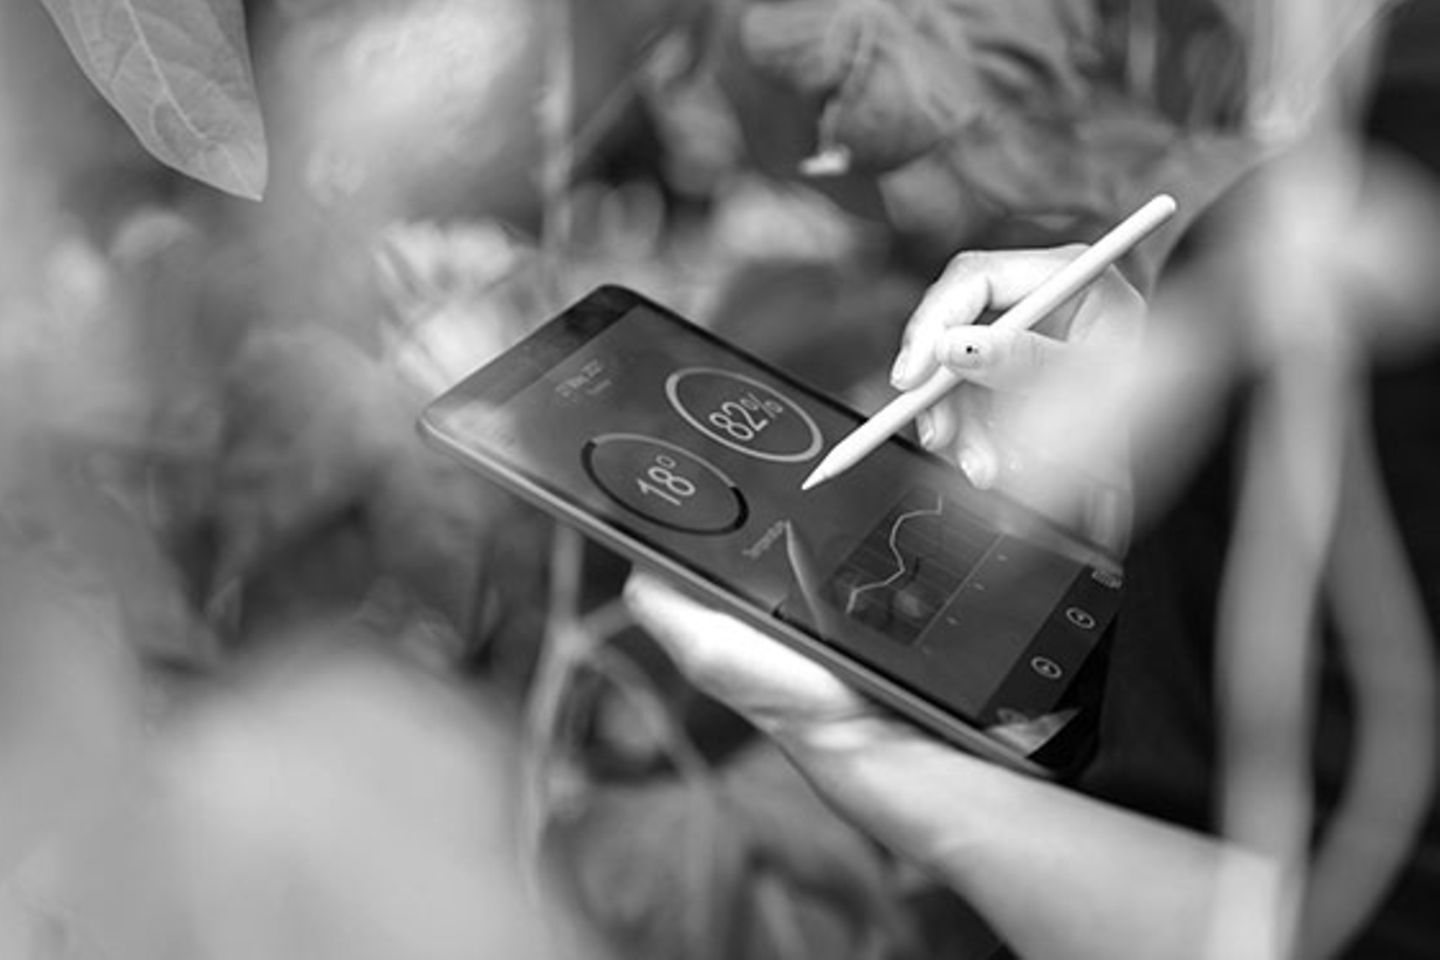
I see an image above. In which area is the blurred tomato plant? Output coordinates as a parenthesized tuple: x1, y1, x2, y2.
(0, 0, 1289, 957)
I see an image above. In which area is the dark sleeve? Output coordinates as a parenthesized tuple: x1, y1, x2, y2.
(1073, 4, 1440, 943)
(1072, 398, 1231, 829)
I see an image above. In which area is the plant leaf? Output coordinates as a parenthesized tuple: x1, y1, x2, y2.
(740, 0, 986, 171)
(37, 0, 268, 199)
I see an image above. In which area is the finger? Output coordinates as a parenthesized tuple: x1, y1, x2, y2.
(623, 572, 866, 729)
(892, 246, 1086, 390)
(937, 325, 1068, 393)
(916, 402, 957, 452)
(955, 394, 999, 489)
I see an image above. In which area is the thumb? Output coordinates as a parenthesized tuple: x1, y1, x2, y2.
(938, 326, 1067, 392)
(623, 572, 870, 732)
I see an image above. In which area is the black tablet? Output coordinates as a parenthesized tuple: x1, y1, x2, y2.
(420, 285, 1121, 777)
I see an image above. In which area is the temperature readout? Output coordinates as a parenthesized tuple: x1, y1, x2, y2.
(582, 433, 748, 535)
(665, 368, 823, 463)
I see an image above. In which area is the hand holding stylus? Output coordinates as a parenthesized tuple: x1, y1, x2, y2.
(801, 195, 1175, 495)
(624, 221, 1249, 960)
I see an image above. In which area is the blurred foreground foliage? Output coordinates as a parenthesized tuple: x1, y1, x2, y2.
(0, 0, 1273, 956)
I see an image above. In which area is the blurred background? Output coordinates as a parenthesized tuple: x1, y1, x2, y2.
(0, 0, 1436, 957)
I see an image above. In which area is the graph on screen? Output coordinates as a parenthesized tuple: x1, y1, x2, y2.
(845, 493, 945, 615)
(830, 487, 999, 644)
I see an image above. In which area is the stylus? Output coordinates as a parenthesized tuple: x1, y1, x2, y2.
(800, 193, 1178, 492)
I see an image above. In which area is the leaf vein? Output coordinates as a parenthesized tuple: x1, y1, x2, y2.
(111, 0, 215, 152)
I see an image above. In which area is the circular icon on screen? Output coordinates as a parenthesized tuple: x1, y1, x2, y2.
(665, 368, 823, 463)
(582, 433, 748, 535)
(1030, 656, 1064, 681)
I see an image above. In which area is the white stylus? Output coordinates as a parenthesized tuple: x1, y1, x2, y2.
(800, 194, 1178, 491)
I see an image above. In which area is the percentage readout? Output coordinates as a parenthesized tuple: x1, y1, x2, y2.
(666, 368, 823, 463)
(706, 391, 785, 443)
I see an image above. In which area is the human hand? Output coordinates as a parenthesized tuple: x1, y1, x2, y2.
(889, 246, 1147, 552)
(622, 570, 1009, 868)
(624, 571, 1238, 960)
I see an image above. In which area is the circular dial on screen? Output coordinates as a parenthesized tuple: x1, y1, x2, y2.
(582, 433, 747, 535)
(665, 368, 823, 463)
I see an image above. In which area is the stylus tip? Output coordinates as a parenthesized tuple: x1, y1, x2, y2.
(800, 469, 826, 492)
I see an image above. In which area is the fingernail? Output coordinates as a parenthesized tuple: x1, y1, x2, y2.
(890, 347, 911, 387)
(917, 411, 934, 448)
(946, 335, 985, 369)
(622, 574, 654, 612)
(958, 449, 995, 489)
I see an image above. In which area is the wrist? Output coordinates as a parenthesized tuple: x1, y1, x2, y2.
(775, 719, 1006, 888)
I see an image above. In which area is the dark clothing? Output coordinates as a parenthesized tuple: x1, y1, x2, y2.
(1080, 348, 1440, 957)
(1079, 8, 1440, 948)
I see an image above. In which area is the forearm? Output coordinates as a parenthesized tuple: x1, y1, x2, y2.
(782, 721, 1263, 960)
(623, 574, 1267, 958)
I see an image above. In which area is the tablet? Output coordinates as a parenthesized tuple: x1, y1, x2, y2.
(420, 285, 1121, 777)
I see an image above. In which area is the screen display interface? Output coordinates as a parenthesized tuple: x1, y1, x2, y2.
(432, 295, 1115, 726)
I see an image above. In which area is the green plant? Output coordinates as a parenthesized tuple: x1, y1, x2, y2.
(37, 0, 268, 199)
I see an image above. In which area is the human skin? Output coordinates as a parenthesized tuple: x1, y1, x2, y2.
(623, 572, 1263, 960)
(623, 247, 1272, 960)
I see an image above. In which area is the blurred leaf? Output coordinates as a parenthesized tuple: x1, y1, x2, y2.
(369, 444, 517, 647)
(736, 0, 1102, 174)
(740, 0, 986, 171)
(215, 322, 508, 650)
(718, 0, 1258, 251)
(547, 741, 914, 960)
(949, 0, 1100, 99)
(270, 0, 540, 221)
(214, 324, 410, 592)
(37, 0, 268, 199)
(5, 445, 218, 668)
(2, 647, 552, 960)
(0, 520, 140, 874)
(374, 219, 530, 392)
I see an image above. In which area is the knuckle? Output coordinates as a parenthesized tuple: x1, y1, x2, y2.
(676, 639, 724, 688)
(1098, 267, 1145, 308)
(946, 249, 990, 273)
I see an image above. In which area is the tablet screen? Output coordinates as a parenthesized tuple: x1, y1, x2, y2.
(425, 287, 1120, 729)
